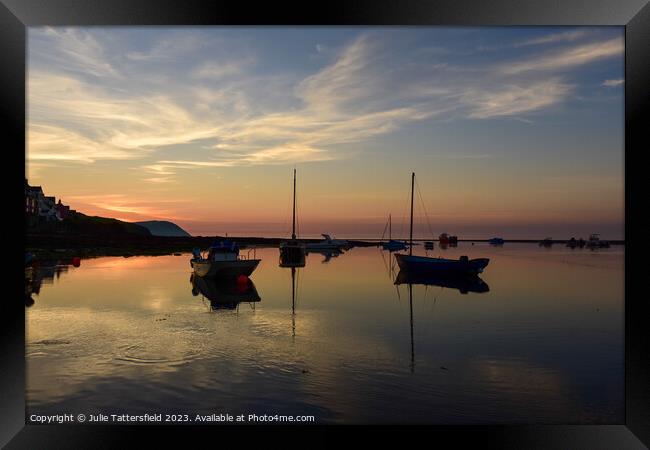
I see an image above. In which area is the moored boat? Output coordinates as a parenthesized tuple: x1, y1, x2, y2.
(305, 234, 348, 251)
(279, 169, 306, 268)
(191, 241, 260, 278)
(395, 172, 489, 276)
(381, 214, 409, 251)
(439, 233, 458, 246)
(585, 233, 610, 249)
(488, 237, 505, 246)
(539, 237, 553, 247)
(395, 253, 489, 275)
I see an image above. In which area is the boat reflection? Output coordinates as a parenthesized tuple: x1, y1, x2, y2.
(306, 248, 344, 263)
(279, 251, 305, 268)
(25, 260, 76, 307)
(394, 270, 490, 294)
(190, 274, 261, 311)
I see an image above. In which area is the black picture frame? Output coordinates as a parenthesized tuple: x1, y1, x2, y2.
(3, 0, 649, 447)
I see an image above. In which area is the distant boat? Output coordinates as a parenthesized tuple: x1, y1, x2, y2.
(394, 173, 489, 275)
(439, 232, 458, 246)
(539, 237, 553, 247)
(395, 270, 489, 294)
(566, 237, 579, 248)
(305, 234, 348, 251)
(190, 241, 260, 278)
(585, 233, 610, 249)
(381, 214, 409, 251)
(279, 169, 306, 268)
(488, 237, 505, 246)
(424, 241, 434, 250)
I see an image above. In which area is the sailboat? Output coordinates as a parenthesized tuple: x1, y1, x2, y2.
(279, 169, 306, 268)
(394, 172, 489, 275)
(381, 214, 409, 251)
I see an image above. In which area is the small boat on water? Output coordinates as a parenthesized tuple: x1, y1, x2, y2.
(395, 253, 489, 275)
(539, 237, 553, 247)
(439, 233, 458, 246)
(488, 237, 505, 246)
(585, 233, 610, 249)
(566, 237, 586, 248)
(381, 214, 409, 251)
(395, 172, 489, 276)
(279, 169, 306, 268)
(424, 241, 434, 250)
(191, 241, 260, 278)
(305, 234, 348, 251)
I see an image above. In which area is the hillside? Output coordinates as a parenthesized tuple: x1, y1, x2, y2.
(29, 212, 152, 236)
(134, 220, 191, 237)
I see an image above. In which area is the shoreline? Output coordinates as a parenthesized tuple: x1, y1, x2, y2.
(26, 232, 624, 260)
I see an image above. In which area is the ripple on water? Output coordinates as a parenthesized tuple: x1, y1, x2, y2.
(32, 339, 72, 345)
(113, 340, 206, 368)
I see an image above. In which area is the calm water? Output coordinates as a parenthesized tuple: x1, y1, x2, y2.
(26, 244, 624, 424)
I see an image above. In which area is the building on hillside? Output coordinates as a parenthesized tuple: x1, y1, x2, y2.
(55, 199, 71, 219)
(25, 179, 44, 226)
(25, 179, 66, 224)
(41, 196, 61, 221)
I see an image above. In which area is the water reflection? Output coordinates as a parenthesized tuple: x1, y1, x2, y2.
(26, 246, 624, 424)
(25, 261, 75, 307)
(306, 248, 344, 263)
(190, 274, 261, 311)
(394, 270, 490, 294)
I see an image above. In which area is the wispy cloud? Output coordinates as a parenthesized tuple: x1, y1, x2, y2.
(514, 29, 589, 47)
(463, 78, 573, 119)
(124, 34, 205, 61)
(27, 28, 624, 186)
(501, 37, 623, 75)
(602, 78, 624, 87)
(191, 58, 254, 80)
(65, 194, 188, 220)
(30, 27, 121, 78)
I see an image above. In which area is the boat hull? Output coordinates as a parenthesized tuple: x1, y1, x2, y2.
(191, 258, 261, 278)
(382, 240, 408, 251)
(394, 253, 489, 275)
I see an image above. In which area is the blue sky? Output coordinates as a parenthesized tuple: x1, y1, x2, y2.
(26, 27, 624, 238)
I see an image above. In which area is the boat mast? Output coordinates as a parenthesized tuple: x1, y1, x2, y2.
(292, 168, 297, 241)
(409, 172, 414, 256)
(389, 214, 392, 241)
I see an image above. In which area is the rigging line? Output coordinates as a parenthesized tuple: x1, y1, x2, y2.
(379, 246, 391, 279)
(415, 177, 436, 240)
(380, 215, 389, 241)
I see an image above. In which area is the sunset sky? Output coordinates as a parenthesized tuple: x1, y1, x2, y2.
(26, 27, 624, 238)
